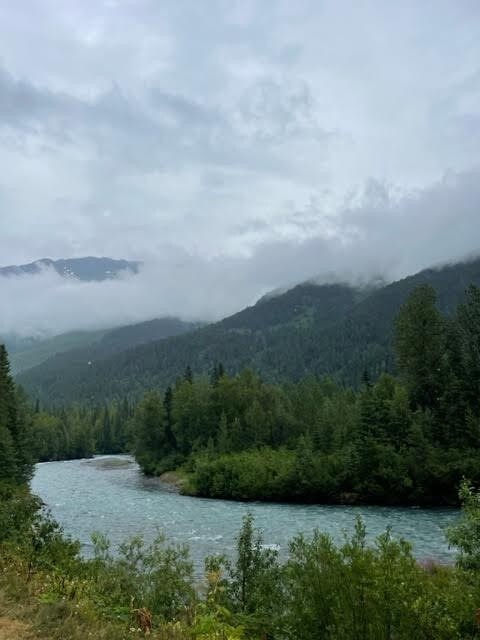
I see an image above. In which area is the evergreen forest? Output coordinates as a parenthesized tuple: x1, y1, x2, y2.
(132, 284, 480, 506)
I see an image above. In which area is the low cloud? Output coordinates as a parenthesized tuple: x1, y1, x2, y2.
(2, 168, 479, 338)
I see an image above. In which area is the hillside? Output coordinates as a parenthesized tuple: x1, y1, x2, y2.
(12, 317, 200, 383)
(0, 256, 140, 281)
(7, 329, 108, 374)
(17, 257, 480, 405)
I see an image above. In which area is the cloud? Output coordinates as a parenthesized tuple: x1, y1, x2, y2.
(1, 167, 479, 337)
(0, 0, 479, 331)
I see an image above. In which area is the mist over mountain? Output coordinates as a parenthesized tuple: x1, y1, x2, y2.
(8, 316, 201, 376)
(1, 1, 479, 347)
(2, 168, 480, 339)
(17, 255, 480, 405)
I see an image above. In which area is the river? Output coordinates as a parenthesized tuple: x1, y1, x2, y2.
(31, 455, 460, 574)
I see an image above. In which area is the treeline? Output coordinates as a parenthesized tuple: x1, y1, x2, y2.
(2, 339, 133, 464)
(31, 400, 134, 461)
(134, 285, 480, 505)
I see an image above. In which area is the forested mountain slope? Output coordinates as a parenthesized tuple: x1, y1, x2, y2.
(17, 257, 480, 405)
(6, 318, 200, 375)
(7, 329, 108, 374)
(15, 317, 200, 396)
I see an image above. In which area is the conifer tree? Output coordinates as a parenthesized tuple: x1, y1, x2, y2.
(184, 365, 193, 384)
(0, 345, 17, 439)
(394, 286, 446, 412)
(457, 285, 480, 416)
(163, 386, 176, 450)
(0, 345, 34, 483)
(217, 411, 230, 453)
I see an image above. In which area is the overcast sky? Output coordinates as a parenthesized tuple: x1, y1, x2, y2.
(1, 1, 480, 334)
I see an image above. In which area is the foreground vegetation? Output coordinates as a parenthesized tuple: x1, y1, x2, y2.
(134, 285, 480, 505)
(3, 480, 480, 639)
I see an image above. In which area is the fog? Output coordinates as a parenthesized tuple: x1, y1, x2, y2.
(2, 168, 479, 337)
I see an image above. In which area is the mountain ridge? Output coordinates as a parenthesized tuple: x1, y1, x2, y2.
(7, 317, 200, 376)
(0, 256, 141, 281)
(16, 256, 480, 405)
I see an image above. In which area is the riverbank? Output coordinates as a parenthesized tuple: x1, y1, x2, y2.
(158, 470, 189, 492)
(2, 481, 479, 640)
(0, 550, 197, 640)
(161, 468, 382, 505)
(159, 464, 460, 508)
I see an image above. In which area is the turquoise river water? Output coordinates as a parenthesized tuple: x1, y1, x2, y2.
(31, 455, 460, 574)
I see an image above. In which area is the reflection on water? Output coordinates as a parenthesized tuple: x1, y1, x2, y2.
(31, 455, 459, 574)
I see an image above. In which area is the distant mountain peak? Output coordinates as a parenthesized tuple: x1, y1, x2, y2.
(0, 256, 141, 282)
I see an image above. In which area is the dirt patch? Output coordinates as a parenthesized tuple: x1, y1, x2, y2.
(0, 617, 32, 640)
(159, 471, 187, 492)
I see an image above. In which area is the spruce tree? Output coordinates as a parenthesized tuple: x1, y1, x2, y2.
(163, 386, 176, 450)
(0, 344, 17, 440)
(217, 411, 230, 453)
(0, 425, 18, 481)
(457, 285, 480, 416)
(100, 406, 113, 453)
(184, 366, 193, 384)
(394, 286, 446, 412)
(0, 345, 34, 483)
(14, 387, 34, 481)
(211, 362, 225, 387)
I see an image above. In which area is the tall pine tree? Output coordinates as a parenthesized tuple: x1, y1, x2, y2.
(394, 286, 446, 412)
(0, 345, 33, 483)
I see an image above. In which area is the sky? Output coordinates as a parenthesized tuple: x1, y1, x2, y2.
(1, 1, 480, 334)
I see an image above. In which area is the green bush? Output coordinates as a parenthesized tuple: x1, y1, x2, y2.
(88, 531, 195, 623)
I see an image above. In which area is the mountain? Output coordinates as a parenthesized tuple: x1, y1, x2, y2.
(9, 318, 200, 377)
(16, 257, 480, 405)
(6, 329, 108, 375)
(1, 255, 145, 373)
(0, 256, 141, 281)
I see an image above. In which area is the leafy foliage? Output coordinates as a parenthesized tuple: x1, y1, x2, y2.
(447, 481, 480, 571)
(7, 491, 480, 640)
